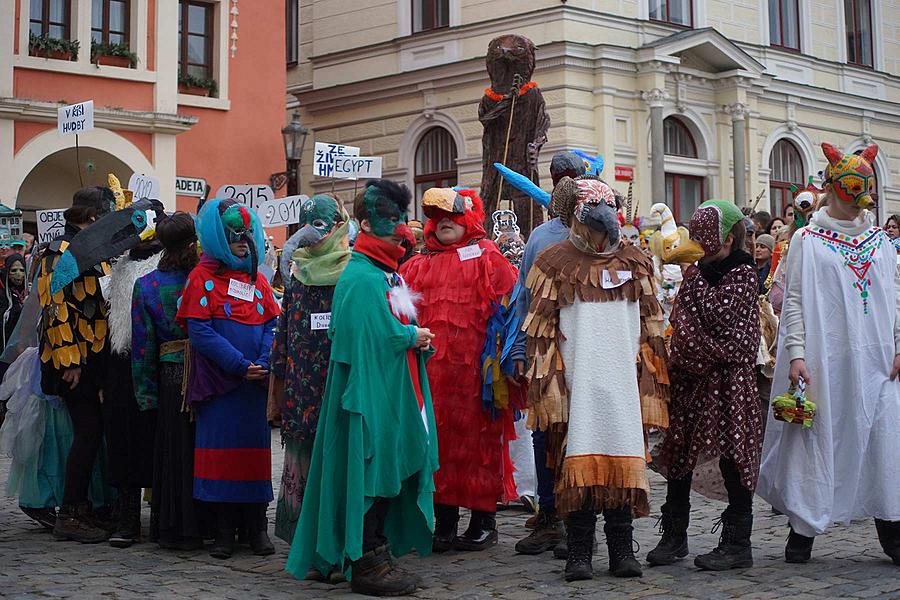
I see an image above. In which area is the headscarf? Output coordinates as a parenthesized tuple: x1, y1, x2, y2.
(291, 221, 351, 286)
(689, 199, 745, 256)
(196, 198, 265, 279)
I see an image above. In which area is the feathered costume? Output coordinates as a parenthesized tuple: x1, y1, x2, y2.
(524, 177, 669, 518)
(176, 199, 280, 504)
(400, 187, 519, 512)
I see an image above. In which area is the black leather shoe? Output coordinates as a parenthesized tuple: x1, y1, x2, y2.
(785, 528, 814, 564)
(432, 504, 459, 553)
(453, 511, 497, 551)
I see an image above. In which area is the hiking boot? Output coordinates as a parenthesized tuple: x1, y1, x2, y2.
(432, 504, 459, 553)
(209, 504, 235, 559)
(52, 503, 109, 544)
(564, 511, 595, 582)
(875, 519, 900, 566)
(694, 511, 753, 571)
(21, 506, 56, 530)
(525, 512, 540, 529)
(515, 509, 563, 555)
(249, 504, 275, 556)
(350, 545, 418, 597)
(553, 536, 568, 559)
(109, 487, 142, 548)
(646, 507, 690, 566)
(454, 511, 497, 551)
(604, 510, 642, 578)
(785, 528, 814, 563)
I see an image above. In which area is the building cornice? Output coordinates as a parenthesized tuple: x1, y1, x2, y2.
(0, 97, 197, 134)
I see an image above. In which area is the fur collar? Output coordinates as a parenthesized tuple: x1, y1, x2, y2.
(108, 253, 161, 355)
(387, 274, 419, 322)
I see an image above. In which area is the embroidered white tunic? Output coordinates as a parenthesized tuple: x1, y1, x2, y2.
(758, 209, 900, 537)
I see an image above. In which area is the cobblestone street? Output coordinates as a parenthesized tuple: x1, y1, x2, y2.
(2, 430, 898, 600)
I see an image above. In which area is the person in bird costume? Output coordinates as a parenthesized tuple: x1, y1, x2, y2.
(285, 180, 438, 597)
(758, 143, 900, 567)
(176, 199, 280, 560)
(649, 199, 763, 572)
(524, 176, 669, 582)
(269, 194, 350, 558)
(400, 186, 518, 553)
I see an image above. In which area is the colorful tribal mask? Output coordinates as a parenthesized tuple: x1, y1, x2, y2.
(822, 142, 878, 209)
(689, 199, 745, 256)
(553, 178, 620, 248)
(361, 179, 412, 239)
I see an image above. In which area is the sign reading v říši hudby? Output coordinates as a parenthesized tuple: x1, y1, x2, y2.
(36, 209, 67, 243)
(176, 177, 208, 198)
(58, 101, 94, 136)
(312, 142, 383, 180)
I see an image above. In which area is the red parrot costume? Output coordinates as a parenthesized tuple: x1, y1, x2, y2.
(400, 188, 518, 531)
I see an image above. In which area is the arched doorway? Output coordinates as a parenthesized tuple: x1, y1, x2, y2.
(413, 127, 458, 220)
(769, 139, 804, 218)
(16, 146, 134, 234)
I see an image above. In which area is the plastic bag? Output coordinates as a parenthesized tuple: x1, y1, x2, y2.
(0, 348, 48, 466)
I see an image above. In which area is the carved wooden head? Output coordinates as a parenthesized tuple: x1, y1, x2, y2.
(486, 34, 536, 93)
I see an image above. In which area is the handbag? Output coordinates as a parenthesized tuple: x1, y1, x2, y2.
(771, 379, 816, 428)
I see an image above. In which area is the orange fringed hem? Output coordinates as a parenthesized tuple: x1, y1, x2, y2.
(555, 454, 651, 517)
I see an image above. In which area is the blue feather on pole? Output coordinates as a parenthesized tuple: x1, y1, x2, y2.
(571, 150, 604, 176)
(492, 163, 550, 208)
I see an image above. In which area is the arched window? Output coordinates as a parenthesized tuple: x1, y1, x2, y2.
(664, 117, 703, 222)
(414, 127, 457, 219)
(769, 139, 804, 217)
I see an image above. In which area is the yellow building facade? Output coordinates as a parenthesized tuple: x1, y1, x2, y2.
(287, 0, 900, 221)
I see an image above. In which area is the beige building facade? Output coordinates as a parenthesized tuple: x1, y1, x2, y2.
(287, 0, 900, 222)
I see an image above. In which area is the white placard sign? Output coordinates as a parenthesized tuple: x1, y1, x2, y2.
(331, 156, 383, 180)
(58, 100, 94, 136)
(175, 176, 208, 198)
(215, 184, 274, 210)
(312, 142, 360, 178)
(128, 174, 161, 202)
(36, 209, 67, 243)
(257, 194, 308, 228)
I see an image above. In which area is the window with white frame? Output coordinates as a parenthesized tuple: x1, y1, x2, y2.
(769, 0, 800, 51)
(413, 0, 449, 33)
(30, 0, 72, 40)
(649, 0, 692, 28)
(414, 128, 458, 219)
(769, 139, 804, 217)
(845, 0, 873, 68)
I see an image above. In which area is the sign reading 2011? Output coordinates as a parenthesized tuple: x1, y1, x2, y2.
(58, 100, 94, 136)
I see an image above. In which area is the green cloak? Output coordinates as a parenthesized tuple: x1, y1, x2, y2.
(285, 252, 439, 580)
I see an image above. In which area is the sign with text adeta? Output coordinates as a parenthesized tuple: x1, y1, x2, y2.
(58, 100, 94, 136)
(214, 184, 274, 210)
(175, 176, 208, 198)
(257, 194, 308, 228)
(36, 209, 67, 243)
(313, 142, 359, 179)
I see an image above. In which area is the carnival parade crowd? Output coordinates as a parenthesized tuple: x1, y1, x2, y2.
(0, 140, 898, 598)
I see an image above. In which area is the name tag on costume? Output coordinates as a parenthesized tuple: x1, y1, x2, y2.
(457, 245, 483, 262)
(227, 279, 256, 301)
(601, 270, 633, 289)
(310, 312, 331, 331)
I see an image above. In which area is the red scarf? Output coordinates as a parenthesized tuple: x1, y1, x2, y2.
(354, 232, 405, 271)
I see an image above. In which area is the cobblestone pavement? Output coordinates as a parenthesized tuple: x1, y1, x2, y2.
(2, 430, 898, 600)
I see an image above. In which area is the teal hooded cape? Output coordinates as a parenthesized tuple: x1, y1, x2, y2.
(285, 251, 439, 579)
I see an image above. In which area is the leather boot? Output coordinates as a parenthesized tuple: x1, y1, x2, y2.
(249, 504, 275, 556)
(694, 510, 753, 571)
(604, 509, 642, 578)
(350, 545, 418, 597)
(515, 509, 563, 555)
(109, 487, 142, 548)
(646, 504, 690, 566)
(21, 506, 57, 530)
(785, 527, 814, 563)
(454, 511, 497, 551)
(875, 519, 900, 566)
(52, 502, 109, 544)
(209, 504, 235, 559)
(564, 511, 595, 582)
(432, 504, 459, 553)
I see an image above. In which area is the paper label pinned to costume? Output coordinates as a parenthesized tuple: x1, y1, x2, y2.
(310, 312, 331, 331)
(457, 245, 483, 262)
(601, 270, 633, 289)
(227, 279, 256, 301)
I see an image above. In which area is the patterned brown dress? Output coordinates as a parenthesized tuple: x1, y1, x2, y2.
(658, 256, 763, 491)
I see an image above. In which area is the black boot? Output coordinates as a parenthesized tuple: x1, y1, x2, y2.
(453, 511, 497, 551)
(515, 509, 563, 555)
(209, 504, 235, 559)
(604, 509, 642, 578)
(564, 510, 595, 582)
(350, 545, 418, 597)
(21, 506, 57, 530)
(248, 504, 275, 556)
(646, 505, 690, 566)
(432, 504, 459, 553)
(785, 527, 814, 563)
(875, 519, 900, 566)
(694, 511, 753, 571)
(109, 487, 142, 548)
(52, 502, 109, 544)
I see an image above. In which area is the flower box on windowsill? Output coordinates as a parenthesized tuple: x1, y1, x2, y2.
(31, 49, 75, 61)
(96, 54, 133, 68)
(178, 84, 211, 97)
